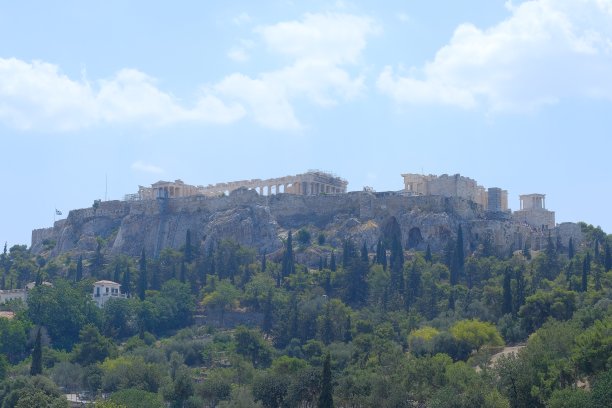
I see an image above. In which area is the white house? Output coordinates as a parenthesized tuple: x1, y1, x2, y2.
(92, 280, 126, 307)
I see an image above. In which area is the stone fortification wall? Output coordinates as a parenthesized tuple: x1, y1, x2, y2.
(31, 190, 581, 262)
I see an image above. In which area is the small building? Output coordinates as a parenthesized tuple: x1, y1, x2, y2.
(0, 281, 52, 304)
(92, 280, 126, 308)
(513, 193, 555, 230)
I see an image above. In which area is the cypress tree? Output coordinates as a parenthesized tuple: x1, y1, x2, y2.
(388, 218, 404, 295)
(502, 268, 513, 315)
(319, 256, 324, 271)
(581, 253, 590, 292)
(30, 327, 43, 376)
(343, 316, 352, 343)
(113, 263, 121, 283)
(122, 265, 131, 296)
(451, 225, 464, 286)
(184, 229, 193, 263)
(262, 289, 273, 335)
(514, 269, 526, 313)
(324, 271, 332, 296)
(76, 255, 83, 282)
(180, 261, 186, 283)
(321, 304, 333, 345)
(425, 244, 432, 263)
(604, 243, 611, 272)
(594, 240, 600, 262)
(318, 353, 334, 408)
(323, 255, 328, 270)
(361, 242, 368, 263)
(261, 251, 267, 272)
(281, 231, 295, 278)
(138, 249, 147, 301)
(330, 251, 337, 272)
(568, 238, 575, 260)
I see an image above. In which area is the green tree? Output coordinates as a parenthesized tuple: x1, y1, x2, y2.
(76, 255, 83, 282)
(604, 243, 611, 272)
(318, 353, 334, 408)
(568, 237, 575, 260)
(581, 252, 590, 292)
(138, 249, 147, 301)
(330, 251, 336, 272)
(451, 225, 464, 286)
(202, 280, 240, 326)
(30, 327, 42, 376)
(425, 244, 432, 263)
(122, 265, 131, 297)
(502, 268, 513, 315)
(72, 324, 115, 366)
(281, 231, 295, 280)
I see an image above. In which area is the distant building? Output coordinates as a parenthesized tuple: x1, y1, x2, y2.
(401, 173, 508, 211)
(513, 193, 555, 230)
(0, 281, 52, 304)
(92, 280, 126, 307)
(127, 170, 348, 201)
(487, 187, 509, 212)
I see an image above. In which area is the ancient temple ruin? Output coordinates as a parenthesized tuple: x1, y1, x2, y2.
(401, 173, 508, 211)
(128, 170, 348, 201)
(513, 193, 555, 230)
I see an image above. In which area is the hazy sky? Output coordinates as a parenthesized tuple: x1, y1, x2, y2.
(1, 0, 611, 247)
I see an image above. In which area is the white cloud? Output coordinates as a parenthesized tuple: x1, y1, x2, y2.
(256, 13, 378, 64)
(0, 12, 377, 132)
(0, 58, 245, 131)
(215, 13, 377, 129)
(377, 0, 612, 112)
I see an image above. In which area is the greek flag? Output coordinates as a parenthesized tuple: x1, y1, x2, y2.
(55, 209, 62, 216)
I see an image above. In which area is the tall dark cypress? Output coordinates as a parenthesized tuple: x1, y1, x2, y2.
(281, 231, 295, 278)
(581, 252, 590, 292)
(261, 251, 267, 272)
(502, 268, 513, 315)
(113, 263, 121, 283)
(180, 261, 186, 283)
(330, 251, 337, 272)
(76, 255, 83, 282)
(425, 244, 432, 263)
(451, 225, 464, 286)
(514, 269, 526, 313)
(387, 218, 404, 295)
(138, 248, 147, 300)
(568, 237, 575, 260)
(604, 243, 611, 272)
(122, 265, 131, 296)
(321, 304, 333, 345)
(319, 256, 324, 271)
(318, 353, 334, 408)
(30, 327, 42, 376)
(361, 242, 368, 263)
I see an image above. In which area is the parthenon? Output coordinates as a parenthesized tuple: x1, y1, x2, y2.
(129, 170, 348, 200)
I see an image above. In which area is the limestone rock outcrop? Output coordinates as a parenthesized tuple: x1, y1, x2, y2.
(31, 190, 583, 264)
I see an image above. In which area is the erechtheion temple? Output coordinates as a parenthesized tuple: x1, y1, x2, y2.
(128, 170, 348, 201)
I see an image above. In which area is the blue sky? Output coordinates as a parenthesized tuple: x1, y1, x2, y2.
(1, 0, 611, 246)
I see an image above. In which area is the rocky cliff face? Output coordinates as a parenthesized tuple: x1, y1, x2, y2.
(31, 189, 583, 262)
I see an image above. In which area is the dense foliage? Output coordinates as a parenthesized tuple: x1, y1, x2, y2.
(0, 222, 610, 407)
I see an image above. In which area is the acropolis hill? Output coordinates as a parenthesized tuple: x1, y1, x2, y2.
(31, 171, 582, 262)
